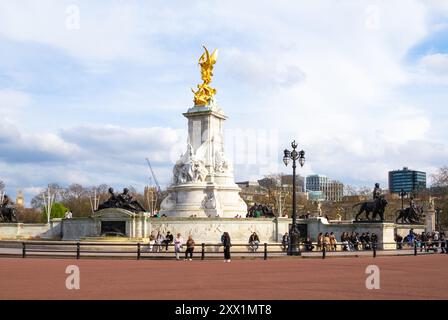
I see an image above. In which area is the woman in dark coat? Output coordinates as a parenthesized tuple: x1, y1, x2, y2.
(222, 232, 232, 262)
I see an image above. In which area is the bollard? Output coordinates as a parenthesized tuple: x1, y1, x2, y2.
(414, 240, 417, 256)
(22, 242, 26, 258)
(137, 243, 141, 260)
(76, 242, 80, 260)
(373, 243, 376, 258)
(264, 243, 267, 260)
(322, 245, 326, 259)
(201, 243, 205, 260)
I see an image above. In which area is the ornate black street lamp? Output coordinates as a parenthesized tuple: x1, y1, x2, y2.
(283, 140, 305, 256)
(399, 189, 407, 210)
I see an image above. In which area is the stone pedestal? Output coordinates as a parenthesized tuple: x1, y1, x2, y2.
(160, 100, 247, 218)
(425, 209, 435, 232)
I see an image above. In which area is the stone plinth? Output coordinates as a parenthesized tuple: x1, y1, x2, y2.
(61, 208, 149, 240)
(160, 101, 247, 218)
(304, 218, 400, 250)
(425, 209, 435, 232)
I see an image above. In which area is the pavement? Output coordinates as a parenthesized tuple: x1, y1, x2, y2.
(0, 254, 447, 300)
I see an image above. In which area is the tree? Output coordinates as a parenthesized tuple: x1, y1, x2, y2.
(357, 186, 372, 196)
(60, 184, 91, 217)
(431, 166, 448, 188)
(343, 185, 357, 196)
(15, 207, 41, 223)
(31, 183, 64, 209)
(42, 202, 69, 222)
(0, 180, 5, 191)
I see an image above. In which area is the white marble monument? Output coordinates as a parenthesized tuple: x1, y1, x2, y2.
(159, 47, 247, 218)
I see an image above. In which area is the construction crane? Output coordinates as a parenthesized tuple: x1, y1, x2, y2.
(145, 158, 161, 193)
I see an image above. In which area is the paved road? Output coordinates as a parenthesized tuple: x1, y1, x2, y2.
(0, 255, 447, 300)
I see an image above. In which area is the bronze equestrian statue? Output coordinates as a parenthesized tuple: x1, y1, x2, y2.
(354, 183, 388, 222)
(97, 187, 146, 213)
(0, 195, 18, 223)
(396, 197, 422, 224)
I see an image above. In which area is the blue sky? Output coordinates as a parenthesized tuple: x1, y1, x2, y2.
(0, 0, 448, 204)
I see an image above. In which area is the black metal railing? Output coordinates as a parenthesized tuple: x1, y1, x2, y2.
(0, 239, 446, 260)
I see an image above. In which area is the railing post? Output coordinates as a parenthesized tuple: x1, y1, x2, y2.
(264, 243, 267, 260)
(76, 242, 80, 260)
(373, 242, 376, 258)
(322, 245, 326, 259)
(201, 243, 205, 260)
(414, 240, 417, 256)
(137, 243, 141, 260)
(22, 242, 26, 258)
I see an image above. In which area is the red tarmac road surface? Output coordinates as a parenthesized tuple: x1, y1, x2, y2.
(0, 255, 447, 300)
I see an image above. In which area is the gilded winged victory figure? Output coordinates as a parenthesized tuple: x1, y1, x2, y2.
(192, 46, 218, 106)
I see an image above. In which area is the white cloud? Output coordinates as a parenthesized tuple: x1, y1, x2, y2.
(421, 53, 448, 72)
(0, 0, 447, 197)
(0, 89, 31, 120)
(0, 1, 158, 64)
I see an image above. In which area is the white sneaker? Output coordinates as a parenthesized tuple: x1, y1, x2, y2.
(189, 258, 192, 261)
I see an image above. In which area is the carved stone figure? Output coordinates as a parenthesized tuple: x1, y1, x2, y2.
(428, 196, 435, 211)
(160, 192, 177, 211)
(214, 150, 230, 173)
(172, 142, 209, 185)
(202, 192, 216, 209)
(194, 161, 208, 182)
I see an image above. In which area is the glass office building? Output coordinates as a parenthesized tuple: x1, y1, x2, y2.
(306, 174, 344, 201)
(388, 167, 426, 194)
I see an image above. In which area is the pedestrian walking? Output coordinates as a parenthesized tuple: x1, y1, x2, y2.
(222, 232, 232, 262)
(281, 232, 289, 252)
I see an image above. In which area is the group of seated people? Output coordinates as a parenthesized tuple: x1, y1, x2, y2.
(339, 232, 378, 251)
(149, 211, 167, 218)
(281, 231, 379, 252)
(247, 203, 275, 218)
(396, 230, 447, 253)
(147, 231, 174, 251)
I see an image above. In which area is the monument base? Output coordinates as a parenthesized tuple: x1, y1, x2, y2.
(1, 213, 427, 251)
(160, 182, 247, 218)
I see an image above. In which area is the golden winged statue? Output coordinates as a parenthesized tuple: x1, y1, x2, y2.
(192, 46, 218, 106)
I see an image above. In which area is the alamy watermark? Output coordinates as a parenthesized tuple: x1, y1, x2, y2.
(65, 265, 80, 290)
(365, 5, 381, 30)
(65, 5, 81, 31)
(365, 265, 380, 290)
(168, 128, 282, 177)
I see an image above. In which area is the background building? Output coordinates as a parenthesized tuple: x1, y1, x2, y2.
(15, 190, 24, 208)
(280, 174, 305, 192)
(308, 190, 326, 202)
(388, 167, 426, 194)
(306, 174, 344, 201)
